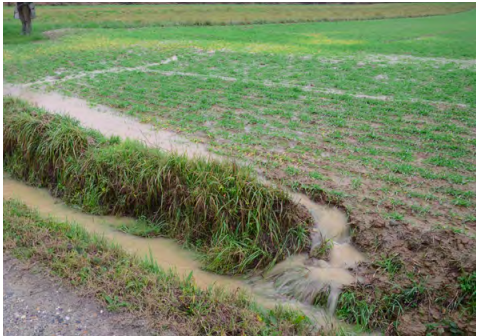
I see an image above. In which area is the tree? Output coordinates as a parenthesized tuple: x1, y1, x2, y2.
(15, 3, 36, 35)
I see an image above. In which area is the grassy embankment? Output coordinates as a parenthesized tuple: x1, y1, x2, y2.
(3, 97, 311, 275)
(3, 199, 313, 335)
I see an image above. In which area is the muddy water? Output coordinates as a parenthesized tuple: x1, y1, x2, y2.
(3, 175, 343, 329)
(3, 175, 240, 291)
(3, 85, 366, 330)
(291, 192, 349, 243)
(263, 192, 366, 314)
(4, 84, 218, 161)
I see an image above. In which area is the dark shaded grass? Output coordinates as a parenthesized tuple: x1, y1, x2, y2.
(3, 97, 311, 275)
(3, 199, 313, 335)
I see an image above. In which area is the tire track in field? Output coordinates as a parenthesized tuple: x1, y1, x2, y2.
(23, 57, 470, 108)
(23, 56, 179, 88)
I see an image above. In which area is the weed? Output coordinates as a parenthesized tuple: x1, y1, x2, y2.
(452, 198, 472, 208)
(309, 171, 325, 181)
(310, 238, 333, 260)
(458, 271, 476, 314)
(351, 178, 362, 190)
(285, 166, 300, 176)
(375, 254, 404, 276)
(337, 282, 426, 331)
(387, 212, 404, 221)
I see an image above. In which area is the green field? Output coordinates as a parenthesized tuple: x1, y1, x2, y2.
(3, 3, 476, 335)
(3, 3, 475, 30)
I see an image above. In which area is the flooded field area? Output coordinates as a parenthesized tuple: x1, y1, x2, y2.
(3, 2, 475, 334)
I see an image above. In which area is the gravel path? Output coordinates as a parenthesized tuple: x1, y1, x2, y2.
(3, 254, 159, 336)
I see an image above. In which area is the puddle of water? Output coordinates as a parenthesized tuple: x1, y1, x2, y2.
(4, 84, 218, 161)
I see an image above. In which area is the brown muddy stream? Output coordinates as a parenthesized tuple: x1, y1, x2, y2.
(4, 85, 369, 333)
(4, 84, 218, 161)
(4, 175, 341, 329)
(3, 175, 233, 289)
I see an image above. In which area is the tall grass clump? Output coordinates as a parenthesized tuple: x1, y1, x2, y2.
(3, 97, 311, 274)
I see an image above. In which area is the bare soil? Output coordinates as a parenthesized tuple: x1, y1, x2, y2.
(3, 254, 163, 336)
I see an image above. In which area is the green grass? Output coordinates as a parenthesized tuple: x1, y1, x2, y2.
(118, 216, 165, 238)
(3, 3, 475, 42)
(3, 199, 313, 335)
(374, 254, 404, 277)
(3, 97, 311, 275)
(458, 271, 476, 315)
(337, 282, 427, 331)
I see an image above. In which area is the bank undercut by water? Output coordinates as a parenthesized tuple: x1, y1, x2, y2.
(3, 199, 313, 335)
(3, 97, 311, 275)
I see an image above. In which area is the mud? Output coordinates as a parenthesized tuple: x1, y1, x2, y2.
(352, 219, 476, 334)
(313, 54, 476, 69)
(364, 54, 476, 69)
(4, 84, 218, 161)
(42, 28, 87, 40)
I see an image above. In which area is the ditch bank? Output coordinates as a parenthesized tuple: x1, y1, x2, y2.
(4, 87, 476, 334)
(3, 93, 369, 332)
(3, 96, 310, 275)
(4, 199, 314, 335)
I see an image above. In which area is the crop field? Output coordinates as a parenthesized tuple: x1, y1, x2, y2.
(3, 3, 476, 335)
(3, 3, 475, 31)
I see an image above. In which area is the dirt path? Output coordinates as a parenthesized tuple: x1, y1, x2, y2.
(3, 254, 165, 336)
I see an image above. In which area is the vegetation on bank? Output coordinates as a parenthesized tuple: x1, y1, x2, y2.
(3, 199, 313, 335)
(3, 97, 311, 275)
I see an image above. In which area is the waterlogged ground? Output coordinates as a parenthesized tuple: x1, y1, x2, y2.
(3, 6, 476, 334)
